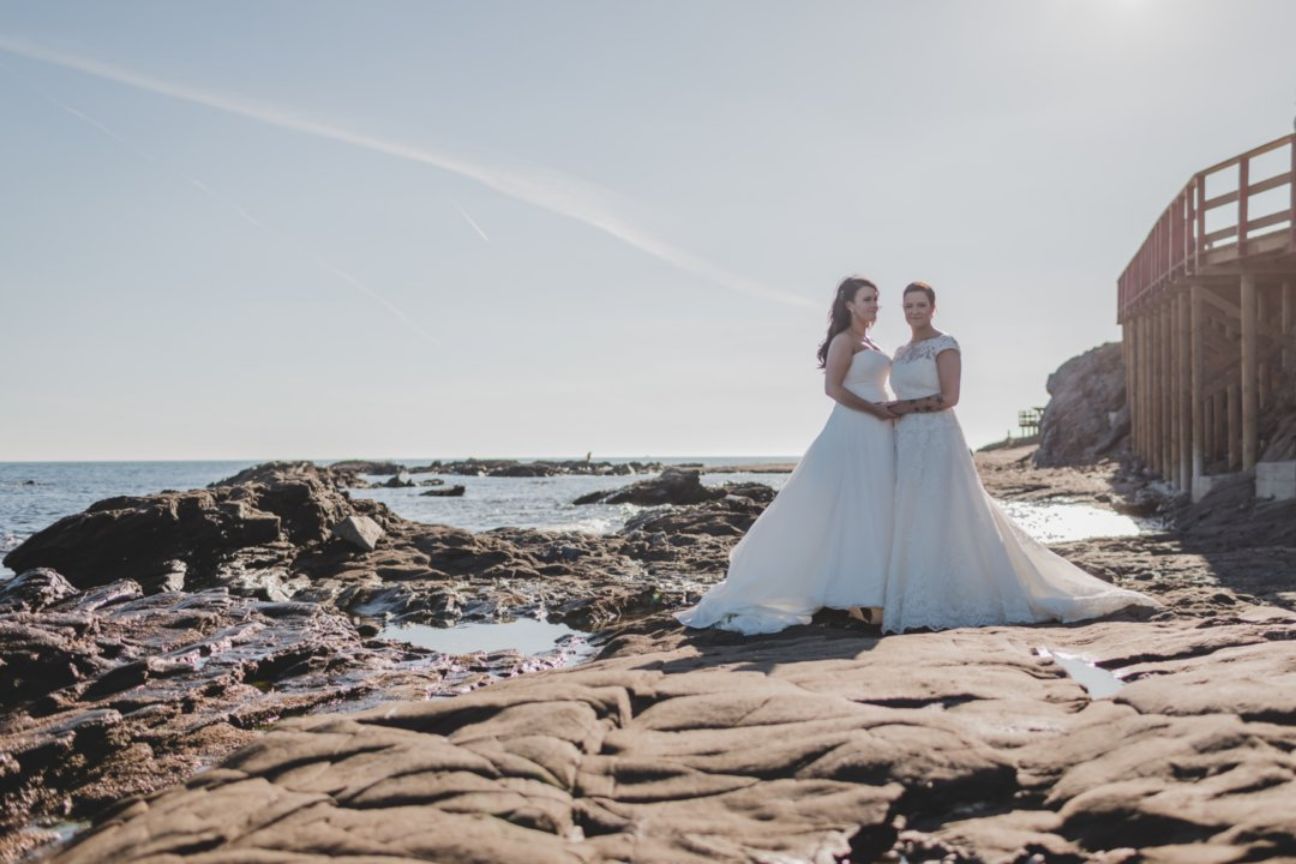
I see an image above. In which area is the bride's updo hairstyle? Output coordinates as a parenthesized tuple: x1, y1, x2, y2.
(903, 281, 936, 305)
(816, 276, 877, 369)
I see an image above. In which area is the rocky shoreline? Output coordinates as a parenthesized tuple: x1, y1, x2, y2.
(3, 448, 1295, 862)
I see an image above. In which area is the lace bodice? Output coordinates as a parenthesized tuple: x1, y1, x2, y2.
(890, 333, 959, 400)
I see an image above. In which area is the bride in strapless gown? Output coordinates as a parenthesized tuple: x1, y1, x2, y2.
(676, 277, 897, 634)
(882, 282, 1160, 633)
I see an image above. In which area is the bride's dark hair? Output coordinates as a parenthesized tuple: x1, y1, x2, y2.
(816, 275, 877, 369)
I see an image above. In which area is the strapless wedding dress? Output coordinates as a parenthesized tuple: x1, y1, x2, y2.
(882, 334, 1159, 634)
(675, 349, 895, 634)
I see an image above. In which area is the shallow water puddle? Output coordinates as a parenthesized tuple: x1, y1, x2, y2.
(17, 819, 91, 858)
(999, 500, 1156, 543)
(380, 618, 597, 664)
(1036, 647, 1125, 698)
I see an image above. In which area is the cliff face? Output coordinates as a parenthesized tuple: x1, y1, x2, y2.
(1034, 340, 1296, 469)
(1034, 342, 1129, 467)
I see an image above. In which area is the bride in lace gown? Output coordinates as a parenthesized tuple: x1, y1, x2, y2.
(882, 282, 1160, 634)
(675, 276, 898, 634)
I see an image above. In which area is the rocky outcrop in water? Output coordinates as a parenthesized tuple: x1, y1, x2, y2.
(2, 463, 371, 589)
(1034, 342, 1129, 468)
(2, 463, 770, 633)
(574, 467, 750, 506)
(414, 458, 662, 477)
(327, 460, 407, 476)
(420, 485, 466, 497)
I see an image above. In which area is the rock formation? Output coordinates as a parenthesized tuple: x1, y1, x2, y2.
(1034, 342, 1129, 467)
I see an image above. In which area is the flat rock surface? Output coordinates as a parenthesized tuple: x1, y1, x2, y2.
(45, 606, 1296, 863)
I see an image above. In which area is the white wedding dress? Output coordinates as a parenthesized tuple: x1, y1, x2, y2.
(675, 348, 895, 634)
(882, 333, 1160, 634)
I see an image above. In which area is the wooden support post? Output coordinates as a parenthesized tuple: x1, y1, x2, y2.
(1257, 285, 1271, 411)
(1204, 393, 1215, 470)
(1241, 274, 1258, 471)
(1166, 304, 1176, 479)
(1227, 383, 1241, 471)
(1146, 311, 1155, 466)
(1177, 291, 1191, 490)
(1170, 295, 1181, 486)
(1148, 310, 1159, 471)
(1283, 280, 1294, 372)
(1190, 285, 1205, 488)
(1122, 322, 1135, 456)
(1259, 290, 1269, 411)
(1135, 314, 1145, 463)
(1214, 390, 1226, 469)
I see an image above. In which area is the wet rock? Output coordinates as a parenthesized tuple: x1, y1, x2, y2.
(0, 576, 539, 862)
(420, 485, 466, 497)
(3, 464, 358, 588)
(381, 472, 416, 488)
(0, 568, 78, 612)
(332, 515, 384, 552)
(575, 467, 725, 506)
(326, 460, 407, 476)
(1113, 489, 1161, 517)
(419, 478, 445, 487)
(415, 458, 662, 477)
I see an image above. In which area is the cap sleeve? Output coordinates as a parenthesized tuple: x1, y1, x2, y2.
(938, 334, 960, 354)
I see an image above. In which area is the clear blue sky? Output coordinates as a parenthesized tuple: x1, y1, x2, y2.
(2, 0, 1293, 460)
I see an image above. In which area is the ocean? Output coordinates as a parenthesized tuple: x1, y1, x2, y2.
(0, 457, 1150, 580)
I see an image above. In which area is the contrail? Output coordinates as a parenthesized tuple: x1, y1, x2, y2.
(18, 76, 436, 341)
(0, 34, 814, 309)
(451, 199, 490, 242)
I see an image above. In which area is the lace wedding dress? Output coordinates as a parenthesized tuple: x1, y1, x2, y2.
(882, 333, 1159, 634)
(675, 348, 895, 634)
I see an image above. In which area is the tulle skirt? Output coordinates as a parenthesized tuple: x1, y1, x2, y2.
(675, 403, 895, 635)
(882, 411, 1160, 634)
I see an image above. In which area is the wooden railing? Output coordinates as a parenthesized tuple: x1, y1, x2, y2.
(1118, 133, 1296, 321)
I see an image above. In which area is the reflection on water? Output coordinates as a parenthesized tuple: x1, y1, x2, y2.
(16, 819, 91, 859)
(999, 499, 1158, 543)
(349, 467, 790, 535)
(1036, 647, 1125, 698)
(380, 618, 597, 664)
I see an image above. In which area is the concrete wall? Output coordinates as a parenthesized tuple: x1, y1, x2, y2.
(1256, 461, 1296, 501)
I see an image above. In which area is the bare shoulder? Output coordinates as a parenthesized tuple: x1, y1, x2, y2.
(828, 330, 856, 355)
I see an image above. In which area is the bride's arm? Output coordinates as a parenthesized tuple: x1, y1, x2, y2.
(889, 348, 962, 414)
(824, 337, 897, 420)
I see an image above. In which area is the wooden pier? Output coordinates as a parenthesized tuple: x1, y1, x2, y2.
(1119, 133, 1296, 500)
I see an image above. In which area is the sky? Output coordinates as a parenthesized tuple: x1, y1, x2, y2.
(1, 0, 1294, 461)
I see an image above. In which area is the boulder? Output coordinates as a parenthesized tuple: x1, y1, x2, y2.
(1035, 342, 1129, 467)
(382, 472, 416, 488)
(420, 485, 466, 497)
(333, 515, 385, 552)
(4, 463, 356, 588)
(575, 467, 724, 506)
